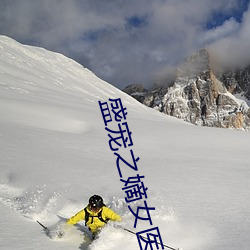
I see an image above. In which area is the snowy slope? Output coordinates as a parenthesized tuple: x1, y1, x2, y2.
(0, 36, 250, 250)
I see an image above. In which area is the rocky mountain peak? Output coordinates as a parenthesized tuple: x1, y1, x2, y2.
(177, 48, 210, 78)
(123, 49, 250, 130)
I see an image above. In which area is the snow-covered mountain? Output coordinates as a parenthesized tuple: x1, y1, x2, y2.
(1, 36, 250, 250)
(124, 49, 250, 130)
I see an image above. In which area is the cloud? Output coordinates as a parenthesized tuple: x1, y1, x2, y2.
(0, 0, 249, 89)
(209, 4, 250, 69)
(200, 18, 240, 45)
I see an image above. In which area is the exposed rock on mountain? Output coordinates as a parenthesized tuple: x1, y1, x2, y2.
(123, 49, 250, 130)
(217, 66, 250, 100)
(123, 84, 147, 103)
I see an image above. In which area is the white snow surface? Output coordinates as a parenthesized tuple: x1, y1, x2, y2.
(0, 35, 250, 250)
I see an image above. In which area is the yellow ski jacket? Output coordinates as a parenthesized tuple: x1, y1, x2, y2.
(67, 206, 121, 233)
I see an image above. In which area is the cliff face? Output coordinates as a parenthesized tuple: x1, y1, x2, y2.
(218, 66, 250, 99)
(123, 49, 250, 130)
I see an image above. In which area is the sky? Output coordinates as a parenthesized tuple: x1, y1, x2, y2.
(0, 0, 249, 89)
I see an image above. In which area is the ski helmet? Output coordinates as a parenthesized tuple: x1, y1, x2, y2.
(89, 195, 104, 211)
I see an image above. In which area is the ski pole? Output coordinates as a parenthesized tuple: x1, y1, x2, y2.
(37, 220, 48, 231)
(122, 227, 181, 250)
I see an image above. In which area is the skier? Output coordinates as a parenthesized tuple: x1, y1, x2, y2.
(66, 194, 122, 239)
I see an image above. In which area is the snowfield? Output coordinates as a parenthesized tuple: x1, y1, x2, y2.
(0, 36, 250, 250)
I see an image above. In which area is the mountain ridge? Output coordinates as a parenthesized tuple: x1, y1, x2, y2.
(123, 49, 250, 130)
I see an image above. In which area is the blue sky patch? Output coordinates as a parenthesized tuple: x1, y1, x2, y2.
(126, 15, 148, 28)
(206, 0, 249, 29)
